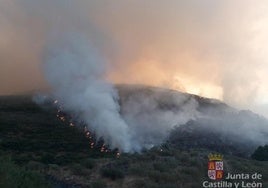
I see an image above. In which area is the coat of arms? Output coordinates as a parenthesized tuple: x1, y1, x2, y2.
(208, 153, 224, 180)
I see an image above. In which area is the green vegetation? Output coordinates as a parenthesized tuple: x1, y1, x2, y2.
(81, 158, 96, 169)
(0, 95, 267, 187)
(0, 156, 51, 188)
(252, 145, 268, 161)
(91, 180, 107, 188)
(101, 167, 125, 180)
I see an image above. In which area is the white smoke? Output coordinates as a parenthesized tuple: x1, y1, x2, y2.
(118, 85, 200, 148)
(21, 1, 266, 153)
(41, 34, 200, 152)
(42, 34, 134, 152)
(39, 34, 268, 152)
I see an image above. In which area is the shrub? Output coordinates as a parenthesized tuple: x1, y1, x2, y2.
(26, 161, 46, 172)
(0, 156, 50, 188)
(153, 162, 169, 172)
(100, 167, 124, 180)
(129, 164, 147, 175)
(251, 145, 268, 161)
(147, 170, 168, 183)
(82, 158, 96, 169)
(91, 180, 107, 188)
(53, 154, 73, 165)
(71, 163, 89, 176)
(133, 179, 147, 188)
(40, 153, 55, 164)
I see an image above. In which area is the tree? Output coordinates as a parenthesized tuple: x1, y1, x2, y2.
(251, 145, 268, 161)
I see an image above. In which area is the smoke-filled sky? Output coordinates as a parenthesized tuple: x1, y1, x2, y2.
(1, 0, 268, 117)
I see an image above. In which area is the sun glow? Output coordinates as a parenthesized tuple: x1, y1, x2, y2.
(108, 59, 223, 101)
(173, 76, 223, 100)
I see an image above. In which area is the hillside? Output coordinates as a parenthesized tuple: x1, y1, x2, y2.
(0, 85, 267, 188)
(117, 84, 268, 157)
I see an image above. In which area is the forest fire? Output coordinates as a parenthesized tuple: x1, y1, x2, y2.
(53, 99, 120, 157)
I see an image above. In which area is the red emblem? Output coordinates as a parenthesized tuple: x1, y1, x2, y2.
(208, 154, 224, 180)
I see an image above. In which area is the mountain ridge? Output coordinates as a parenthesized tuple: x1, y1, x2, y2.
(116, 84, 268, 157)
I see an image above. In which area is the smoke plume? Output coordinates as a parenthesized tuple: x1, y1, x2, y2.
(1, 1, 268, 151)
(1, 1, 268, 117)
(42, 34, 136, 152)
(118, 85, 200, 149)
(41, 34, 200, 152)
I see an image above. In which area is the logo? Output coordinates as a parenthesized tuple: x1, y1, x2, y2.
(207, 153, 224, 180)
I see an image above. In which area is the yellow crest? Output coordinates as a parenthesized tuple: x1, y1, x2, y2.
(208, 153, 223, 161)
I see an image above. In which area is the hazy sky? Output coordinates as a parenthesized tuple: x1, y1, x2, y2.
(1, 0, 268, 117)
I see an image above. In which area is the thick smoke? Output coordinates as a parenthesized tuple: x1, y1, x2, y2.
(42, 34, 135, 152)
(0, 1, 268, 152)
(41, 34, 200, 152)
(118, 85, 267, 154)
(118, 85, 200, 148)
(1, 1, 268, 117)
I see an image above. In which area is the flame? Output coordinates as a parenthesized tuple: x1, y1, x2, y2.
(116, 152, 120, 158)
(54, 99, 119, 155)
